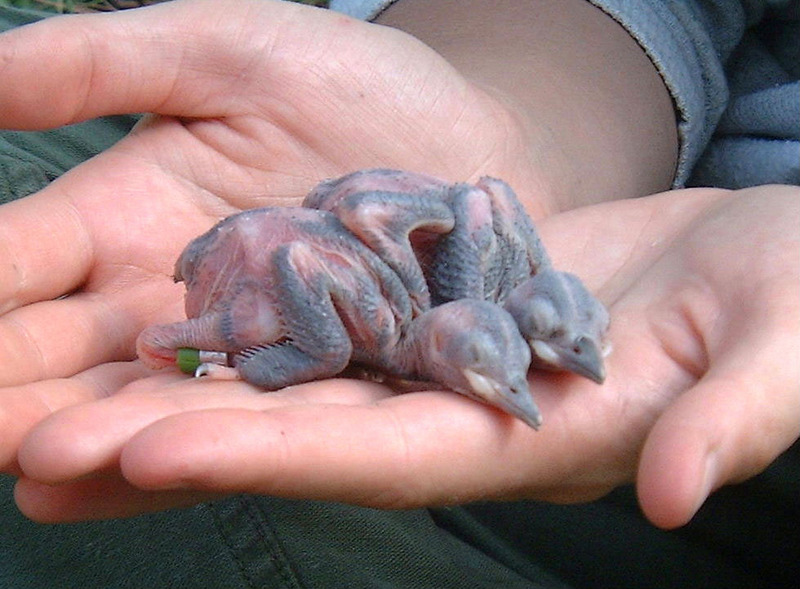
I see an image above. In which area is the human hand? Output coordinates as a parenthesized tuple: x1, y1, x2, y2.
(0, 0, 555, 474)
(10, 183, 799, 530)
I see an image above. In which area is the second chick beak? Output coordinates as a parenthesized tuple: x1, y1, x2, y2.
(530, 336, 606, 384)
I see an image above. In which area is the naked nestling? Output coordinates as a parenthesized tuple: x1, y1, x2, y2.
(137, 170, 610, 428)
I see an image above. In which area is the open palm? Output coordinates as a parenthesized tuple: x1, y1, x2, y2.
(0, 0, 540, 459)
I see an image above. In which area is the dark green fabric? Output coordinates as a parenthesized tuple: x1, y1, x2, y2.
(0, 117, 138, 204)
(0, 475, 565, 589)
(0, 475, 247, 589)
(209, 495, 565, 589)
(466, 441, 800, 589)
(2, 443, 798, 589)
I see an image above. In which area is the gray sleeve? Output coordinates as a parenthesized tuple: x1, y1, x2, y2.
(584, 0, 731, 186)
(328, 0, 397, 20)
(587, 0, 798, 187)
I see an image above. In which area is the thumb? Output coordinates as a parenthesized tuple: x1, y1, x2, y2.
(637, 323, 800, 528)
(0, 0, 350, 128)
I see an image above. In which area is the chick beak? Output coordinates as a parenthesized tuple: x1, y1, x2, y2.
(462, 370, 543, 430)
(555, 336, 606, 384)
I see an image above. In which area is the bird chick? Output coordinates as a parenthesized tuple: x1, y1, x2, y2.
(137, 206, 541, 427)
(406, 299, 541, 429)
(304, 169, 610, 384)
(503, 270, 610, 384)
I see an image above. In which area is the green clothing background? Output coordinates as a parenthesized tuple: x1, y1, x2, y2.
(1, 6, 798, 588)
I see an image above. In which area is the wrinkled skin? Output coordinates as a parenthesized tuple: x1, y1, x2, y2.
(304, 169, 609, 382)
(136, 207, 541, 427)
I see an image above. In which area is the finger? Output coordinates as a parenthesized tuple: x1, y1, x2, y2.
(0, 0, 356, 128)
(636, 186, 800, 528)
(0, 154, 198, 316)
(0, 362, 147, 472)
(14, 475, 218, 523)
(0, 275, 181, 386)
(0, 194, 92, 314)
(637, 307, 800, 529)
(17, 377, 394, 484)
(118, 393, 560, 509)
(0, 148, 209, 383)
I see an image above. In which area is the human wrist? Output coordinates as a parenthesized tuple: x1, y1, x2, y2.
(377, 0, 678, 212)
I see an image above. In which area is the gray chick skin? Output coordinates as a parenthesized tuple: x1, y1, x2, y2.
(136, 207, 542, 428)
(304, 169, 610, 384)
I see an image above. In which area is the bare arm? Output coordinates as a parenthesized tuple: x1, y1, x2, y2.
(377, 0, 678, 211)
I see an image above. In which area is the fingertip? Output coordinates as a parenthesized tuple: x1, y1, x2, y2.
(636, 417, 715, 529)
(120, 407, 280, 493)
(118, 410, 206, 491)
(638, 342, 800, 529)
(0, 7, 178, 128)
(13, 475, 216, 523)
(0, 14, 99, 128)
(16, 417, 98, 484)
(16, 381, 180, 484)
(13, 476, 103, 524)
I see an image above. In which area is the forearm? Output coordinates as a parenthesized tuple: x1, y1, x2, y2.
(376, 0, 678, 211)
